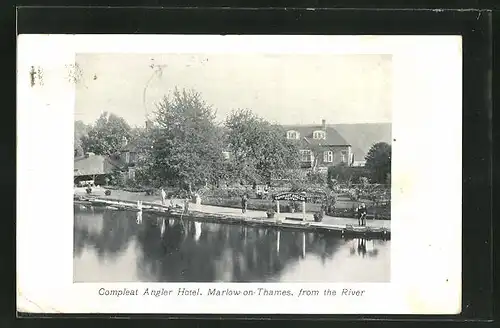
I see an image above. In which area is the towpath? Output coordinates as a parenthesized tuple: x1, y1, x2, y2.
(75, 187, 390, 230)
(155, 199, 390, 229)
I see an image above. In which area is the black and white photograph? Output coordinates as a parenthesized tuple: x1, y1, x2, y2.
(72, 53, 392, 283)
(17, 34, 462, 314)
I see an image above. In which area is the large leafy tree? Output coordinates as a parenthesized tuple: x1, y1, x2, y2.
(365, 142, 391, 184)
(74, 120, 89, 157)
(147, 88, 225, 191)
(225, 109, 300, 184)
(81, 112, 132, 155)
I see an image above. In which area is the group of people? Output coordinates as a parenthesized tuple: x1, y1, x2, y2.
(355, 203, 368, 226)
(159, 188, 190, 214)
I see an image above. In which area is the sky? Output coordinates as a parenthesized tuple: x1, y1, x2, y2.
(74, 53, 392, 127)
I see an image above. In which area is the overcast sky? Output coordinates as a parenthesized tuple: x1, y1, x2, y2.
(74, 53, 392, 127)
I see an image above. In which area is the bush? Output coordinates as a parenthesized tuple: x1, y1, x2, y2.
(307, 171, 327, 185)
(203, 186, 250, 199)
(201, 197, 323, 213)
(85, 187, 92, 194)
(359, 176, 370, 187)
(313, 211, 324, 222)
(266, 208, 276, 218)
(328, 164, 370, 184)
(104, 189, 111, 196)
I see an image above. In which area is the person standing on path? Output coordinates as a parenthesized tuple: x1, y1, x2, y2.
(160, 188, 167, 205)
(241, 194, 248, 214)
(183, 197, 190, 215)
(358, 203, 367, 226)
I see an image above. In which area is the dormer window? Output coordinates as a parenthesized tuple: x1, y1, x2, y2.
(286, 130, 300, 140)
(313, 130, 326, 140)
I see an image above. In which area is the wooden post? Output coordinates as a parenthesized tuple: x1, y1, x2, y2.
(276, 200, 280, 214)
(302, 200, 306, 221)
(277, 230, 280, 254)
(302, 232, 306, 258)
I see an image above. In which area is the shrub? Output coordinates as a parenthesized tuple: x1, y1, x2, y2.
(201, 196, 323, 213)
(313, 211, 324, 222)
(266, 208, 276, 218)
(328, 164, 370, 184)
(85, 187, 92, 194)
(307, 171, 327, 185)
(104, 189, 111, 196)
(359, 176, 370, 187)
(203, 186, 250, 199)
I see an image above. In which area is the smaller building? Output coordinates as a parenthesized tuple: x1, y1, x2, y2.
(109, 136, 146, 181)
(74, 153, 121, 186)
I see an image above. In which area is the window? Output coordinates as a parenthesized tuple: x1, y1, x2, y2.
(287, 130, 300, 140)
(222, 151, 230, 160)
(128, 168, 136, 180)
(300, 150, 312, 162)
(125, 152, 130, 164)
(129, 152, 137, 163)
(323, 151, 333, 163)
(341, 150, 347, 163)
(313, 130, 326, 140)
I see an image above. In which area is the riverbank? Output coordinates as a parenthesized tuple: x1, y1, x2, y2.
(74, 188, 391, 239)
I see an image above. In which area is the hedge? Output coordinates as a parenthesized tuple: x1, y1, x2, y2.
(201, 197, 390, 219)
(201, 197, 323, 213)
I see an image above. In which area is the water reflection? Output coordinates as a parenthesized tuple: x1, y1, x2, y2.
(74, 206, 390, 283)
(348, 238, 380, 258)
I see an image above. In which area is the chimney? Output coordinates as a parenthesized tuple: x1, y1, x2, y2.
(322, 119, 326, 130)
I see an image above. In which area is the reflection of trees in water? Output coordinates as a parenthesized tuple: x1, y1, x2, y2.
(135, 217, 344, 282)
(347, 238, 380, 258)
(73, 206, 138, 260)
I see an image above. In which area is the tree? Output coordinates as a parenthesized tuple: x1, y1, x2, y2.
(306, 143, 324, 173)
(128, 123, 158, 187)
(74, 120, 89, 157)
(147, 88, 225, 191)
(225, 109, 300, 184)
(365, 142, 391, 183)
(81, 112, 132, 155)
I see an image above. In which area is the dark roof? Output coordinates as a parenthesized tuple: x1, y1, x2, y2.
(282, 125, 350, 146)
(74, 155, 120, 177)
(331, 123, 392, 161)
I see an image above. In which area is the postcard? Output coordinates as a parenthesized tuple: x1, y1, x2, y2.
(17, 34, 462, 314)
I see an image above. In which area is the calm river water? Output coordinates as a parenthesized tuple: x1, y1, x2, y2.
(73, 206, 390, 283)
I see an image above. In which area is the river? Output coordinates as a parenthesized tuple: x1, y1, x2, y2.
(73, 206, 390, 283)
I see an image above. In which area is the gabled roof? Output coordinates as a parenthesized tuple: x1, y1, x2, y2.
(74, 155, 121, 177)
(282, 125, 350, 146)
(331, 123, 392, 161)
